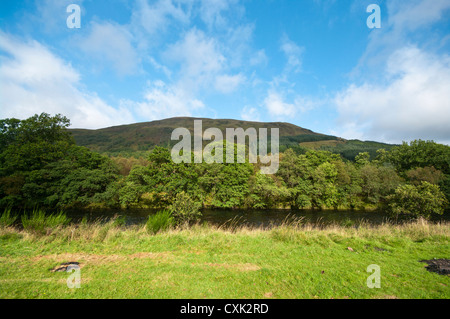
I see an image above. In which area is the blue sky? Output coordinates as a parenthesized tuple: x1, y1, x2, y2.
(0, 0, 449, 144)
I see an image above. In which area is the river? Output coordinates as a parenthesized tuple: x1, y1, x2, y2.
(65, 208, 450, 228)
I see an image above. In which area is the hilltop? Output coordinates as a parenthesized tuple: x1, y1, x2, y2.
(69, 117, 394, 160)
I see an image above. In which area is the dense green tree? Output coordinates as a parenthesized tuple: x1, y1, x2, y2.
(387, 140, 450, 173)
(169, 191, 202, 225)
(406, 166, 443, 186)
(0, 114, 119, 208)
(248, 173, 289, 209)
(355, 152, 370, 167)
(1, 114, 448, 219)
(386, 182, 447, 218)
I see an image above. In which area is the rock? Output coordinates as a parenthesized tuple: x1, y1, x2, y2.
(51, 261, 80, 272)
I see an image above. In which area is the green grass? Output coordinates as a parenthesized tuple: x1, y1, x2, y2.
(0, 218, 448, 299)
(146, 210, 174, 234)
(20, 209, 71, 235)
(0, 208, 17, 227)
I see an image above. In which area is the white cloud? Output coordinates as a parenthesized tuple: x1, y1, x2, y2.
(79, 21, 140, 76)
(0, 32, 134, 129)
(32, 0, 83, 34)
(264, 91, 297, 118)
(250, 49, 268, 66)
(214, 73, 245, 93)
(240, 106, 260, 122)
(262, 89, 322, 120)
(335, 46, 450, 144)
(198, 0, 242, 29)
(163, 27, 247, 95)
(280, 35, 304, 73)
(125, 80, 205, 120)
(165, 28, 225, 88)
(355, 0, 450, 74)
(131, 0, 191, 36)
(388, 0, 450, 32)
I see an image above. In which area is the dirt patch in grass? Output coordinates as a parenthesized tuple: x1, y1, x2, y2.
(374, 295, 399, 299)
(420, 259, 450, 275)
(31, 252, 172, 268)
(204, 263, 261, 271)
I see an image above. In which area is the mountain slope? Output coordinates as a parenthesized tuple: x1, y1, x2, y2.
(69, 117, 393, 159)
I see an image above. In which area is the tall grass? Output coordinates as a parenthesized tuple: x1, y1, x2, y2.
(0, 207, 17, 227)
(21, 209, 71, 235)
(146, 210, 174, 234)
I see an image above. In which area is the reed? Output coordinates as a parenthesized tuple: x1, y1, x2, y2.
(21, 209, 70, 235)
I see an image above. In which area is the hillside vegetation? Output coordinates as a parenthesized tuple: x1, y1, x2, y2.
(70, 117, 393, 160)
(1, 113, 448, 218)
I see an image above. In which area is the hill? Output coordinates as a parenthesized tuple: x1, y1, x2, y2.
(69, 117, 394, 160)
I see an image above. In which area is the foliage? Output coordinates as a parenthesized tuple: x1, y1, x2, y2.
(146, 210, 174, 234)
(1, 114, 448, 221)
(387, 140, 450, 173)
(0, 207, 17, 227)
(0, 113, 120, 208)
(111, 215, 127, 227)
(320, 139, 394, 161)
(386, 182, 448, 218)
(21, 209, 71, 235)
(169, 191, 202, 225)
(249, 173, 289, 209)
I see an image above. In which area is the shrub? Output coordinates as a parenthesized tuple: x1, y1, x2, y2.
(146, 210, 174, 234)
(21, 209, 71, 235)
(169, 191, 202, 225)
(386, 181, 447, 219)
(0, 208, 17, 227)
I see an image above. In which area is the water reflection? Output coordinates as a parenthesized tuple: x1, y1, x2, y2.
(66, 208, 450, 228)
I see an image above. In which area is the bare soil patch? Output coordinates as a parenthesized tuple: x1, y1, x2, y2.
(420, 259, 450, 275)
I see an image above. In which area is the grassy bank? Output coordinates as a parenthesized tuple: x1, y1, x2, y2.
(0, 218, 449, 299)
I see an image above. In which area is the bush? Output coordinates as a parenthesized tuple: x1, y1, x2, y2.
(0, 208, 17, 227)
(387, 182, 448, 219)
(21, 209, 71, 235)
(169, 191, 202, 225)
(146, 210, 174, 234)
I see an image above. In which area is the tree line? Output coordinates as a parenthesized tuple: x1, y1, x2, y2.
(0, 113, 448, 219)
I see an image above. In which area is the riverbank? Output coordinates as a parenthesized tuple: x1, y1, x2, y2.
(0, 219, 449, 299)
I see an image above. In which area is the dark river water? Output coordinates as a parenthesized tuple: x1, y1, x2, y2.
(65, 208, 450, 228)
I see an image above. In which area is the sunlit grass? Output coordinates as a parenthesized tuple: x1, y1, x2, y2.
(0, 208, 17, 227)
(0, 218, 448, 299)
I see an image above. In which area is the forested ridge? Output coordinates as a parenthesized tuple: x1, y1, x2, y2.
(70, 116, 394, 160)
(1, 113, 448, 219)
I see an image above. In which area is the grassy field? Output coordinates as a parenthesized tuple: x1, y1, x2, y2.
(0, 218, 448, 299)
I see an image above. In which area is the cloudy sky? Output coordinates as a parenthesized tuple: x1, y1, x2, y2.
(0, 0, 449, 144)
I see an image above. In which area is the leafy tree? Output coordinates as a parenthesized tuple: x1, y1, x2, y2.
(211, 162, 253, 208)
(148, 146, 173, 165)
(387, 140, 450, 173)
(310, 162, 339, 208)
(249, 173, 289, 209)
(169, 191, 202, 225)
(386, 182, 447, 219)
(406, 166, 443, 186)
(0, 114, 119, 208)
(355, 152, 370, 167)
